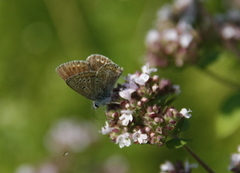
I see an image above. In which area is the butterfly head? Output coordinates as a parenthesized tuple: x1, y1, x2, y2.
(93, 97, 112, 109)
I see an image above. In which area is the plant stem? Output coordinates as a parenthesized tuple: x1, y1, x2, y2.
(184, 145, 215, 173)
(203, 68, 240, 91)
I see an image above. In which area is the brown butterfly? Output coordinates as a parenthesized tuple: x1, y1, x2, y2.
(56, 54, 123, 108)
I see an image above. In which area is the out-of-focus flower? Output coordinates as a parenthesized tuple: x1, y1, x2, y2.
(172, 85, 181, 94)
(44, 118, 98, 153)
(15, 164, 36, 173)
(38, 163, 58, 173)
(15, 163, 59, 173)
(229, 145, 240, 172)
(160, 161, 175, 172)
(160, 160, 197, 173)
(145, 0, 201, 68)
(102, 155, 129, 173)
(101, 65, 192, 148)
(221, 24, 240, 40)
(215, 8, 240, 43)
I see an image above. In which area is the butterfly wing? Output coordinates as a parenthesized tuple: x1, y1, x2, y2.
(86, 54, 113, 71)
(95, 63, 123, 100)
(66, 71, 98, 101)
(55, 55, 123, 107)
(56, 60, 90, 80)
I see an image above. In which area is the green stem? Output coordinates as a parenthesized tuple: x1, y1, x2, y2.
(184, 145, 215, 173)
(203, 68, 240, 91)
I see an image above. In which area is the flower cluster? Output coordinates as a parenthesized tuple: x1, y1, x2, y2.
(100, 64, 192, 148)
(145, 0, 201, 67)
(215, 7, 240, 41)
(160, 160, 197, 173)
(145, 0, 240, 68)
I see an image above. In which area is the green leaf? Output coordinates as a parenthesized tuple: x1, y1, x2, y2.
(221, 92, 240, 113)
(197, 49, 220, 69)
(216, 92, 240, 138)
(166, 138, 189, 149)
(171, 118, 191, 135)
(152, 93, 176, 107)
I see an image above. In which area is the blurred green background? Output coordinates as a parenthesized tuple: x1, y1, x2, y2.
(1, 0, 240, 173)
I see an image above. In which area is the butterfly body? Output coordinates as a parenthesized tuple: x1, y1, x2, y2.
(56, 54, 123, 108)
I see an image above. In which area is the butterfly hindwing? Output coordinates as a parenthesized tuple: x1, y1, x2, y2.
(66, 71, 98, 101)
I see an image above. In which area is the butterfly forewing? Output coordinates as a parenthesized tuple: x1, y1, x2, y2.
(56, 61, 90, 81)
(66, 71, 98, 101)
(87, 54, 113, 71)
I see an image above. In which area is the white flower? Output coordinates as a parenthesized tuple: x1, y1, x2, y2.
(124, 73, 138, 83)
(103, 155, 129, 173)
(177, 20, 192, 31)
(229, 145, 240, 170)
(133, 64, 157, 86)
(45, 119, 98, 153)
(160, 161, 175, 172)
(145, 29, 161, 45)
(180, 108, 192, 118)
(119, 110, 133, 126)
(132, 130, 148, 144)
(172, 85, 181, 94)
(119, 88, 135, 101)
(15, 164, 35, 173)
(221, 25, 240, 39)
(141, 63, 157, 74)
(120, 74, 139, 100)
(163, 28, 178, 41)
(134, 73, 150, 85)
(184, 160, 198, 172)
(174, 0, 193, 9)
(160, 160, 197, 173)
(152, 83, 159, 92)
(157, 5, 172, 22)
(179, 32, 193, 48)
(38, 163, 58, 173)
(116, 133, 131, 148)
(99, 121, 113, 135)
(124, 75, 139, 91)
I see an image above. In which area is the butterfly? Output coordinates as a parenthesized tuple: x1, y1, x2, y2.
(56, 54, 123, 108)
